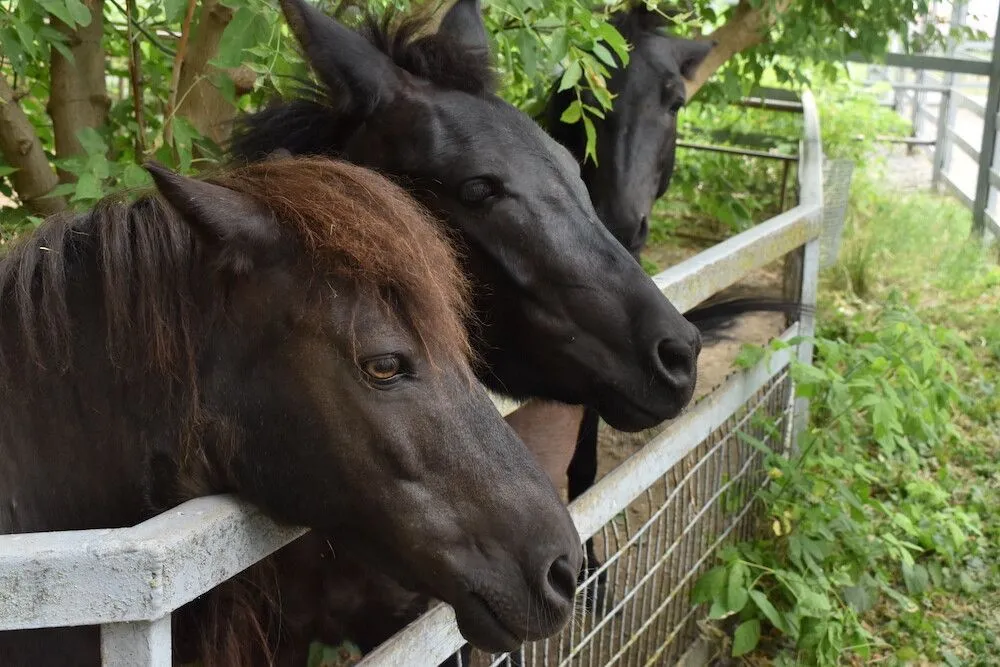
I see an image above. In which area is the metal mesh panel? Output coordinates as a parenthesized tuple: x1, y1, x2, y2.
(819, 159, 855, 269)
(445, 368, 794, 667)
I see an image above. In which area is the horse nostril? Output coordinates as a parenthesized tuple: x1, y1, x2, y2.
(655, 337, 697, 389)
(546, 554, 578, 604)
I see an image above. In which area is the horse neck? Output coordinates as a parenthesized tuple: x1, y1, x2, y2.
(0, 224, 205, 535)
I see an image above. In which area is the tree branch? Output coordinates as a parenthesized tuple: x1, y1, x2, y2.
(0, 75, 66, 216)
(105, 0, 176, 56)
(124, 0, 146, 157)
(164, 0, 199, 146)
(174, 0, 256, 146)
(48, 0, 109, 182)
(685, 0, 793, 100)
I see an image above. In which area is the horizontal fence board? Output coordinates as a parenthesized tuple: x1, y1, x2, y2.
(847, 51, 992, 75)
(652, 204, 821, 313)
(0, 497, 305, 629)
(941, 170, 976, 209)
(955, 89, 987, 115)
(946, 126, 982, 162)
(359, 323, 802, 666)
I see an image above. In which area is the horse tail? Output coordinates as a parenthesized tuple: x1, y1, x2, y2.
(684, 296, 809, 343)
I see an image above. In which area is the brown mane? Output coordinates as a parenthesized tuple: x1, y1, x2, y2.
(0, 157, 471, 386)
(207, 157, 472, 365)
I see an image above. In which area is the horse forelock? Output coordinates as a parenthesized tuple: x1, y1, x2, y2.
(209, 156, 473, 368)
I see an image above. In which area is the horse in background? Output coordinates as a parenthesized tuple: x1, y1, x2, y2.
(229, 0, 703, 436)
(0, 157, 580, 666)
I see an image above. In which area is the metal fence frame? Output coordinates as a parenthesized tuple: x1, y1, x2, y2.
(0, 90, 824, 666)
(856, 1, 1000, 240)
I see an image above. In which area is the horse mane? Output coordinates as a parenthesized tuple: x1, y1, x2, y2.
(228, 6, 495, 162)
(207, 157, 472, 365)
(360, 7, 496, 95)
(0, 157, 470, 387)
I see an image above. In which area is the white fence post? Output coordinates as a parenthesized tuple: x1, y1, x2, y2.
(100, 617, 171, 667)
(790, 90, 823, 452)
(933, 2, 968, 188)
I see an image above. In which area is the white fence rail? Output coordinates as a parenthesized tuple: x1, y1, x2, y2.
(0, 90, 825, 666)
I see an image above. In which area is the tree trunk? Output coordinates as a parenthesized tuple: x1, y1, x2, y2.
(685, 0, 793, 99)
(48, 0, 109, 181)
(0, 77, 66, 216)
(175, 0, 256, 146)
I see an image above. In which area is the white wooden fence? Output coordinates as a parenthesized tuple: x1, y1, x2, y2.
(0, 90, 825, 666)
(862, 1, 1000, 240)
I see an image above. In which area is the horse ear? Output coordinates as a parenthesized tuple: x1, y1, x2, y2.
(671, 38, 714, 81)
(279, 0, 403, 114)
(437, 0, 489, 55)
(144, 161, 279, 274)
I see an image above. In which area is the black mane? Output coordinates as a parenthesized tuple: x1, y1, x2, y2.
(229, 9, 495, 162)
(361, 10, 496, 95)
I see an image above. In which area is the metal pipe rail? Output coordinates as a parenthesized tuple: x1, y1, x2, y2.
(0, 90, 824, 666)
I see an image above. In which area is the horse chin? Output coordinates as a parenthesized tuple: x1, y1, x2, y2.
(451, 592, 524, 653)
(597, 391, 689, 432)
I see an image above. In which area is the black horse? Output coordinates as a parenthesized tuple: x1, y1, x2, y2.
(229, 0, 704, 434)
(0, 157, 581, 666)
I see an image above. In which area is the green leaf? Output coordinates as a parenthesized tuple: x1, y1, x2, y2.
(902, 562, 930, 595)
(841, 583, 874, 613)
(0, 165, 18, 177)
(726, 563, 749, 613)
(515, 29, 537, 79)
(597, 21, 629, 65)
(732, 619, 761, 657)
(558, 61, 583, 93)
(76, 127, 107, 156)
(121, 163, 150, 189)
(37, 0, 74, 26)
(163, 0, 189, 22)
(73, 173, 103, 202)
(692, 566, 727, 605)
(214, 6, 256, 69)
(582, 113, 597, 165)
(749, 590, 786, 633)
(559, 99, 582, 124)
(65, 0, 92, 26)
(591, 43, 617, 68)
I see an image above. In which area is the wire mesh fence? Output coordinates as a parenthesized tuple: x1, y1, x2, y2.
(445, 368, 794, 667)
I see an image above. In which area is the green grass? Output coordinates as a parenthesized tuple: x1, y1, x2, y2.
(688, 163, 1000, 666)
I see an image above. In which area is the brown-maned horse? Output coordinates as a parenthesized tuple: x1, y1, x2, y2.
(0, 157, 581, 666)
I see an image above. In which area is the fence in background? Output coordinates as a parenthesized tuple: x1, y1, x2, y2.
(859, 1, 1000, 240)
(0, 91, 825, 666)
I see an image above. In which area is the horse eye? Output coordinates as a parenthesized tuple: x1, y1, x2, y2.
(459, 177, 501, 206)
(362, 355, 402, 382)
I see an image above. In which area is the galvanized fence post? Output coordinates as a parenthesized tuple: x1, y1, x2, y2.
(973, 8, 1000, 237)
(933, 2, 969, 188)
(790, 90, 824, 453)
(101, 617, 172, 667)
